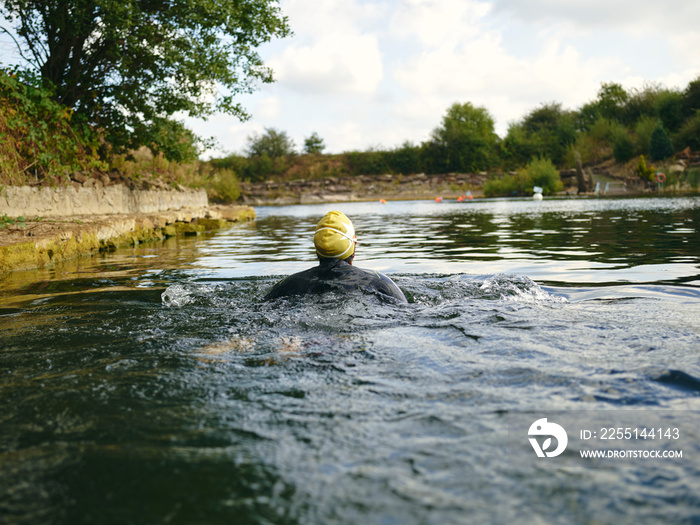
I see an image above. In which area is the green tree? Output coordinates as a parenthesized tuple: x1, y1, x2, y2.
(578, 82, 629, 129)
(654, 89, 684, 132)
(427, 102, 497, 173)
(682, 75, 700, 115)
(596, 82, 629, 122)
(634, 115, 660, 155)
(648, 123, 674, 161)
(674, 111, 700, 151)
(624, 82, 664, 126)
(242, 127, 294, 181)
(503, 103, 576, 167)
(303, 132, 325, 154)
(0, 0, 290, 158)
(246, 127, 295, 158)
(611, 125, 635, 163)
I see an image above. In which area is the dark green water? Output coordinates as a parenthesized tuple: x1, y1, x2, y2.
(1, 197, 700, 524)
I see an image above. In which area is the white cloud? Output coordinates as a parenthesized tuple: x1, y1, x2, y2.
(268, 32, 383, 95)
(388, 0, 613, 135)
(489, 0, 700, 67)
(267, 0, 385, 96)
(389, 0, 492, 48)
(490, 1, 700, 31)
(280, 0, 385, 35)
(256, 96, 281, 120)
(189, 0, 700, 156)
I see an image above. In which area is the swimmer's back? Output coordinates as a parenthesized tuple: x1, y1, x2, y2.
(263, 258, 407, 302)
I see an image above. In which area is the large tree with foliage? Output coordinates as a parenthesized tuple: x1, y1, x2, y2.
(577, 82, 629, 129)
(502, 102, 576, 167)
(649, 123, 674, 161)
(425, 102, 497, 173)
(0, 0, 290, 159)
(246, 127, 295, 158)
(303, 132, 325, 155)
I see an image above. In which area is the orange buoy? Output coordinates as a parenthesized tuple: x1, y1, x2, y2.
(656, 172, 666, 183)
(435, 196, 442, 203)
(379, 199, 387, 204)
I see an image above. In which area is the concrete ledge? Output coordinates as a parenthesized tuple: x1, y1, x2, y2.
(0, 205, 255, 279)
(1, 184, 208, 217)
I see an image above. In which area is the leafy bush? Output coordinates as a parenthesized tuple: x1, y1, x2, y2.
(612, 127, 636, 163)
(564, 134, 605, 166)
(344, 149, 392, 176)
(683, 76, 700, 115)
(625, 83, 665, 125)
(0, 213, 25, 229)
(0, 69, 105, 183)
(207, 169, 241, 203)
(527, 157, 563, 194)
(483, 157, 562, 196)
(588, 116, 614, 142)
(635, 115, 660, 153)
(483, 173, 519, 197)
(143, 118, 201, 163)
(209, 154, 249, 174)
(564, 116, 614, 166)
(673, 111, 700, 151)
(384, 142, 422, 175)
(637, 155, 655, 182)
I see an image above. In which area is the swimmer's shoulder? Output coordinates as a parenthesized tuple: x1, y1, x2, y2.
(354, 266, 407, 302)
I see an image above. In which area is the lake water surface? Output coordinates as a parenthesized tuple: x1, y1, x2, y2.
(1, 196, 700, 524)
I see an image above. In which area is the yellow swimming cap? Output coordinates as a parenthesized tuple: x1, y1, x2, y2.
(314, 210, 356, 259)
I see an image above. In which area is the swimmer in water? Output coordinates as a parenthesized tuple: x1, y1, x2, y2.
(263, 210, 407, 302)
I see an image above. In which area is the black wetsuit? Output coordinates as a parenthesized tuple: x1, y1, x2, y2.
(263, 258, 407, 302)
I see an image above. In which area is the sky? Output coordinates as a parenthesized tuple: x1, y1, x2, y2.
(2, 0, 699, 159)
(183, 0, 700, 159)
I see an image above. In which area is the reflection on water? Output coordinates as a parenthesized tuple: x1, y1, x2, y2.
(0, 233, 220, 307)
(1, 196, 700, 524)
(196, 196, 700, 286)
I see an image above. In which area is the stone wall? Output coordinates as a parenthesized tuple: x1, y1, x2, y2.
(240, 172, 489, 206)
(1, 185, 208, 218)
